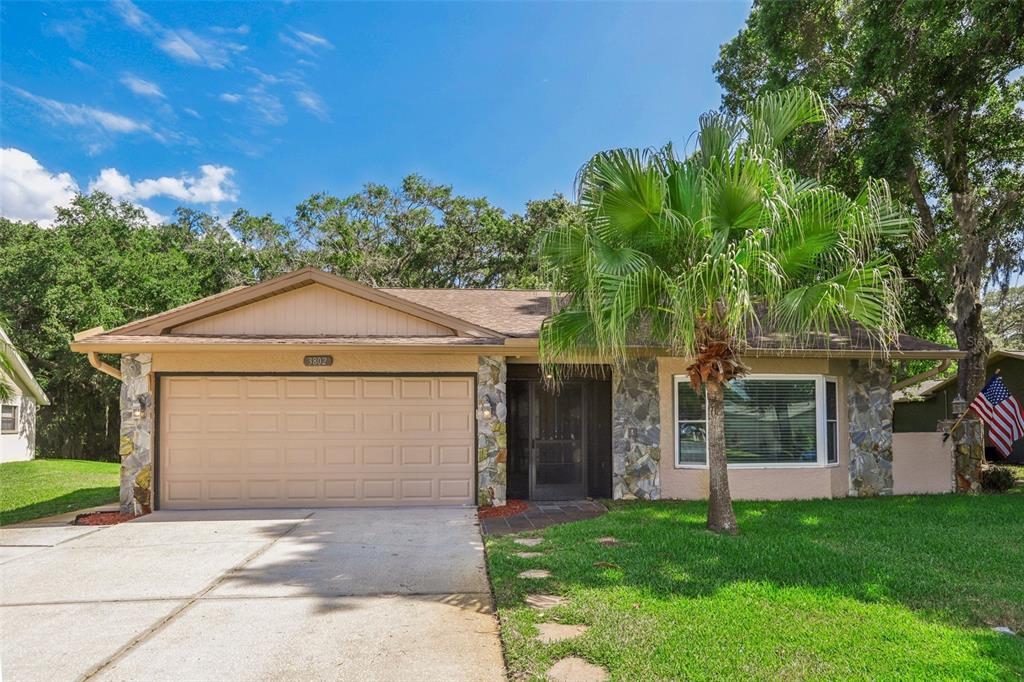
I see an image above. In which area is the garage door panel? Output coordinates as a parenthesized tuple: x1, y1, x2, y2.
(324, 479, 357, 500)
(362, 378, 396, 398)
(400, 378, 433, 399)
(324, 412, 357, 432)
(246, 379, 280, 399)
(284, 378, 319, 398)
(207, 378, 242, 399)
(160, 375, 474, 509)
(362, 412, 395, 433)
(324, 378, 358, 398)
(284, 412, 319, 432)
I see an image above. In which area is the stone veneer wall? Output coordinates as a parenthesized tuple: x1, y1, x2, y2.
(943, 418, 984, 493)
(120, 353, 154, 515)
(848, 358, 893, 496)
(612, 358, 661, 500)
(477, 355, 507, 507)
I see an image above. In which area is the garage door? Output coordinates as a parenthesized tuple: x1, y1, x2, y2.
(159, 375, 476, 509)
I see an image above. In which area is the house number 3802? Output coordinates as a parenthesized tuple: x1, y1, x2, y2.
(303, 355, 334, 367)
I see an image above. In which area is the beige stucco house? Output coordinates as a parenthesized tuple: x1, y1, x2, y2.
(70, 268, 963, 515)
(1, 327, 49, 463)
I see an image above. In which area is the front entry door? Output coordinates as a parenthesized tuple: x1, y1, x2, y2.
(530, 382, 586, 500)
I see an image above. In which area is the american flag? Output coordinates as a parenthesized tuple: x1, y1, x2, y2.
(970, 375, 1024, 458)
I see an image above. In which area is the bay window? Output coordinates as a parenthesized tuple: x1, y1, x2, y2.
(674, 375, 840, 467)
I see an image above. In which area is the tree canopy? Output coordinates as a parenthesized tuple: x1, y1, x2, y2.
(715, 0, 1024, 399)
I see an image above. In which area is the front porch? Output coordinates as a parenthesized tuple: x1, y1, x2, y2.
(475, 356, 661, 507)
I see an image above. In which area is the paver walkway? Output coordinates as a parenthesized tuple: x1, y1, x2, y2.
(480, 500, 606, 535)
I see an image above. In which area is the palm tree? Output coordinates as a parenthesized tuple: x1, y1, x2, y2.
(539, 88, 910, 535)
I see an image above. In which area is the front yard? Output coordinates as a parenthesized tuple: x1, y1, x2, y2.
(487, 494, 1024, 680)
(0, 459, 119, 525)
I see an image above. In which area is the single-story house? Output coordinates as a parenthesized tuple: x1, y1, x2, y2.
(1, 326, 49, 463)
(70, 267, 963, 514)
(894, 350, 1024, 464)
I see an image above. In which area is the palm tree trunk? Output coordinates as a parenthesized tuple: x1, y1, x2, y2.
(706, 381, 738, 535)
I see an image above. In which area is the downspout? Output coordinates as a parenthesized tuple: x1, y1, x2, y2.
(88, 352, 123, 381)
(891, 359, 951, 393)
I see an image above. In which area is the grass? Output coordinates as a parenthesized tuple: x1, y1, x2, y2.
(487, 494, 1024, 680)
(0, 459, 120, 525)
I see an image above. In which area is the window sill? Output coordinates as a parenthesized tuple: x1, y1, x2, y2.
(675, 462, 841, 470)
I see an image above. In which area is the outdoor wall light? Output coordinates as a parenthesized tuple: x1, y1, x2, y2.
(481, 397, 493, 420)
(133, 396, 147, 420)
(952, 394, 967, 417)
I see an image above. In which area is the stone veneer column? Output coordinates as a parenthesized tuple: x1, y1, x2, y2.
(612, 357, 661, 500)
(476, 356, 507, 507)
(847, 358, 893, 496)
(120, 353, 154, 515)
(941, 418, 984, 493)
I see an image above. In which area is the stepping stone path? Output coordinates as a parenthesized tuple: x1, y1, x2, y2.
(595, 536, 624, 547)
(547, 656, 609, 682)
(992, 626, 1016, 636)
(524, 594, 567, 610)
(535, 623, 589, 644)
(515, 551, 545, 558)
(518, 569, 552, 579)
(514, 537, 543, 547)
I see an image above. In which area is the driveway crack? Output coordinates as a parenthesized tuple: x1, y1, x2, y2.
(77, 512, 314, 682)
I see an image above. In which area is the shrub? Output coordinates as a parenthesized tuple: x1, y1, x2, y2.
(981, 465, 1016, 493)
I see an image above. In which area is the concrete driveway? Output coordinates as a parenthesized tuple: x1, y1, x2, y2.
(0, 508, 505, 682)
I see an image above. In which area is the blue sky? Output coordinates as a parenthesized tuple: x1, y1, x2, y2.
(1, 1, 751, 225)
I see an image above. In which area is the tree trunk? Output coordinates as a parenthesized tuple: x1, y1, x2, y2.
(706, 382, 738, 535)
(950, 190, 992, 401)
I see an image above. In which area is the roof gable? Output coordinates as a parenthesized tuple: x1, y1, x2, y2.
(107, 268, 503, 338)
(173, 283, 455, 337)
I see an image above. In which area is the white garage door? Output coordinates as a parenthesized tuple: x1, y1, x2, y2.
(159, 375, 476, 509)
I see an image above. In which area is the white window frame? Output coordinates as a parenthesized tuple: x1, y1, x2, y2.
(673, 374, 840, 469)
(1, 404, 18, 434)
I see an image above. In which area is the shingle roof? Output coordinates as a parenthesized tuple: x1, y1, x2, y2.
(383, 288, 955, 353)
(71, 269, 961, 357)
(382, 288, 555, 338)
(79, 334, 503, 347)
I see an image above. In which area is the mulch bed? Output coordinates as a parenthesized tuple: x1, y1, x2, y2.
(478, 499, 529, 519)
(73, 511, 136, 526)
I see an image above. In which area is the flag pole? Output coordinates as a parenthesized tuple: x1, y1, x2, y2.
(941, 368, 1001, 442)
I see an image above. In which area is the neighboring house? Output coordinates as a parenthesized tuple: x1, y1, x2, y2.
(1, 327, 49, 463)
(894, 350, 1024, 464)
(69, 268, 963, 514)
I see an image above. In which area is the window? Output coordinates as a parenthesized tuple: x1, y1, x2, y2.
(675, 375, 841, 467)
(1, 405, 17, 434)
(825, 379, 838, 464)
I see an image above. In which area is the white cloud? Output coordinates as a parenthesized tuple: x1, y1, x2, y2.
(211, 24, 250, 36)
(294, 90, 330, 121)
(183, 107, 201, 118)
(0, 149, 79, 227)
(138, 205, 169, 224)
(89, 164, 238, 204)
(7, 86, 159, 147)
(111, 0, 242, 69)
(246, 86, 286, 125)
(69, 58, 95, 73)
(121, 74, 165, 99)
(218, 87, 286, 125)
(279, 28, 333, 55)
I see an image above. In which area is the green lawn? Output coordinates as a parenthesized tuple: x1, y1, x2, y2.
(0, 459, 120, 525)
(487, 494, 1024, 680)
